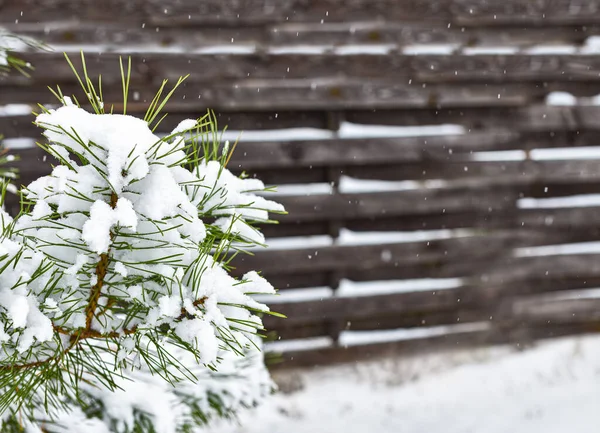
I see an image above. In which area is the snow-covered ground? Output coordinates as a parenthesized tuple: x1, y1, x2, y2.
(209, 335, 600, 433)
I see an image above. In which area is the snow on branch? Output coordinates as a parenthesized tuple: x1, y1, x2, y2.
(0, 53, 284, 432)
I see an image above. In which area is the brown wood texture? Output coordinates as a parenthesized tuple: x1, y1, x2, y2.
(4, 0, 600, 369)
(3, 0, 600, 25)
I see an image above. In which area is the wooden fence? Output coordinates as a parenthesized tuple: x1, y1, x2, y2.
(3, 0, 600, 368)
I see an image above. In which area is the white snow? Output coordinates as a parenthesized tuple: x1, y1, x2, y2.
(0, 29, 31, 66)
(220, 128, 334, 142)
(580, 36, 600, 54)
(524, 45, 579, 55)
(337, 228, 472, 246)
(339, 176, 448, 193)
(469, 147, 600, 162)
(255, 286, 333, 304)
(267, 183, 334, 196)
(220, 123, 464, 143)
(531, 146, 600, 160)
(334, 44, 396, 55)
(267, 45, 330, 54)
(339, 322, 490, 347)
(514, 241, 600, 257)
(0, 104, 32, 116)
(337, 277, 463, 297)
(469, 150, 526, 161)
(211, 334, 600, 433)
(0, 137, 36, 148)
(254, 235, 333, 251)
(545, 91, 578, 106)
(402, 44, 459, 55)
(82, 198, 138, 254)
(265, 336, 333, 353)
(518, 194, 600, 209)
(195, 45, 257, 54)
(462, 46, 520, 55)
(543, 287, 600, 301)
(337, 122, 465, 138)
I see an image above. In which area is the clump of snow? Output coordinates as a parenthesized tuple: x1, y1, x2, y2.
(0, 104, 32, 116)
(545, 91, 577, 106)
(580, 36, 600, 54)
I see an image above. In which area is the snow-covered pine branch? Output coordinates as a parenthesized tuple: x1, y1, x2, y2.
(0, 28, 38, 75)
(0, 54, 285, 432)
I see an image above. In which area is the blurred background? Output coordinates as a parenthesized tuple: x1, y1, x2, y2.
(3, 0, 600, 431)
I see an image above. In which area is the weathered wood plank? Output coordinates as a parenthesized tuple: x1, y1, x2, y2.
(266, 275, 600, 339)
(240, 241, 600, 290)
(9, 53, 600, 86)
(267, 277, 600, 328)
(5, 0, 600, 25)
(246, 159, 600, 186)
(0, 81, 530, 111)
(272, 186, 519, 222)
(337, 207, 600, 236)
(264, 206, 600, 238)
(267, 309, 493, 340)
(4, 21, 598, 47)
(0, 80, 538, 111)
(267, 22, 597, 46)
(9, 130, 600, 179)
(271, 322, 600, 369)
(344, 105, 597, 130)
(0, 79, 528, 111)
(0, 110, 331, 138)
(271, 179, 600, 223)
(232, 230, 596, 277)
(507, 297, 600, 325)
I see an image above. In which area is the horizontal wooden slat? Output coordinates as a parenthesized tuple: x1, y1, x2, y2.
(344, 105, 598, 130)
(0, 102, 600, 139)
(271, 321, 600, 368)
(0, 80, 545, 110)
(4, 21, 598, 48)
(272, 180, 600, 223)
(266, 275, 600, 339)
(268, 309, 493, 341)
(0, 81, 578, 113)
(9, 53, 600, 86)
(240, 242, 600, 290)
(7, 106, 600, 141)
(7, 129, 600, 168)
(269, 278, 600, 328)
(264, 206, 600, 238)
(248, 159, 600, 185)
(4, 0, 600, 25)
(232, 230, 597, 277)
(0, 110, 334, 138)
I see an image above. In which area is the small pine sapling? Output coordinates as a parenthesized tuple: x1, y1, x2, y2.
(0, 53, 285, 432)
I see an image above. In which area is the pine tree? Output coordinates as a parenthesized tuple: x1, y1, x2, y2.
(0, 53, 284, 432)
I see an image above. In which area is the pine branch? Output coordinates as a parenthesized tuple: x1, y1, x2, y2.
(0, 53, 284, 432)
